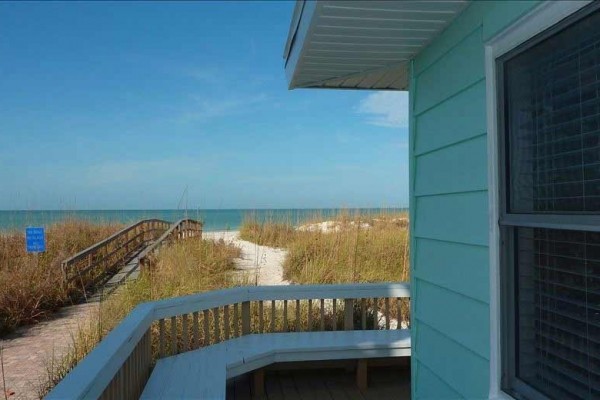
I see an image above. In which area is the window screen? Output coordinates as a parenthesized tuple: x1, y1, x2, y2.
(516, 227, 600, 399)
(501, 4, 600, 400)
(505, 9, 600, 214)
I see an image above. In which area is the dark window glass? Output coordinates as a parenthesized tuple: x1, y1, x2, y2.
(505, 9, 600, 213)
(516, 227, 600, 399)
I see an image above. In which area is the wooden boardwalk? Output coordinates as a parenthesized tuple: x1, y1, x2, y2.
(227, 365, 411, 400)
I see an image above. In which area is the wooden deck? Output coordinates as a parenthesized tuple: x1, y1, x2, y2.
(227, 364, 411, 400)
(47, 283, 411, 400)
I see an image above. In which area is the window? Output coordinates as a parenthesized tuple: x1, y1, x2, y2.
(499, 4, 600, 399)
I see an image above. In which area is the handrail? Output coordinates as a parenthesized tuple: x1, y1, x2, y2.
(62, 219, 169, 265)
(61, 219, 171, 286)
(61, 218, 202, 288)
(151, 283, 410, 319)
(137, 218, 203, 266)
(47, 282, 410, 400)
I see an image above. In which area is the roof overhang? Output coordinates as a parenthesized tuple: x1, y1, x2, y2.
(283, 1, 469, 90)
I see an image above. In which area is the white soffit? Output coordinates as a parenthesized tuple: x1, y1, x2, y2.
(284, 1, 469, 90)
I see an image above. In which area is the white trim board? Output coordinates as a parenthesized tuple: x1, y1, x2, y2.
(484, 1, 591, 399)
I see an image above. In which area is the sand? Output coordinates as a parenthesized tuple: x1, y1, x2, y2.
(202, 231, 289, 286)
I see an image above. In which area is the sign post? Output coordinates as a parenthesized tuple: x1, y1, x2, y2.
(26, 227, 46, 253)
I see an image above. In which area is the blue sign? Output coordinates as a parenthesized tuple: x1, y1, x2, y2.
(26, 227, 46, 253)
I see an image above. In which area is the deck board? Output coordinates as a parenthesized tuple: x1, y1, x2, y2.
(265, 371, 285, 400)
(227, 366, 410, 400)
(293, 370, 332, 400)
(279, 372, 303, 400)
(234, 375, 253, 400)
(324, 372, 353, 400)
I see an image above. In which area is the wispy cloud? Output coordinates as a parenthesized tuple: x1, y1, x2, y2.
(356, 91, 409, 128)
(180, 93, 268, 122)
(185, 66, 222, 83)
(84, 157, 211, 187)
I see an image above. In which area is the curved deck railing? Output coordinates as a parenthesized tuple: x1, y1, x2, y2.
(61, 218, 202, 290)
(47, 283, 410, 400)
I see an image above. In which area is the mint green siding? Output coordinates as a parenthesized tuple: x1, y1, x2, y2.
(409, 2, 540, 398)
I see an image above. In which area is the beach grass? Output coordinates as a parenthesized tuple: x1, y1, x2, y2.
(239, 217, 296, 248)
(38, 237, 242, 397)
(240, 211, 409, 284)
(0, 220, 123, 335)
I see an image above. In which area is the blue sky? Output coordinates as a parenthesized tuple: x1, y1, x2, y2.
(0, 1, 408, 210)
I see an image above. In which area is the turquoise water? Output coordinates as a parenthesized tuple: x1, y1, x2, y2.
(0, 209, 405, 232)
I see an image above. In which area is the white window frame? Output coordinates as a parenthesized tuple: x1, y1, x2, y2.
(485, 1, 592, 399)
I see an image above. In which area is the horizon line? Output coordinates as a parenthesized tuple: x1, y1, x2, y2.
(0, 206, 408, 212)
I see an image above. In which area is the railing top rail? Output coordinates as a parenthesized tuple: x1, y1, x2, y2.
(46, 282, 409, 399)
(62, 218, 171, 265)
(136, 218, 202, 261)
(152, 282, 410, 319)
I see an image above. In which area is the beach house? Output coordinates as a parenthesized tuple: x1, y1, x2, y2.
(284, 1, 599, 399)
(48, 1, 599, 399)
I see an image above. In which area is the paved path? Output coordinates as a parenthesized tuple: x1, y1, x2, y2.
(1, 303, 98, 399)
(203, 231, 288, 286)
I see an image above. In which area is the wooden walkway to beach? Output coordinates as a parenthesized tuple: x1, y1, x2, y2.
(0, 219, 202, 399)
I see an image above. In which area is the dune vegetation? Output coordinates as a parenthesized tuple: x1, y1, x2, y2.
(240, 211, 410, 284)
(0, 220, 123, 335)
(239, 218, 296, 248)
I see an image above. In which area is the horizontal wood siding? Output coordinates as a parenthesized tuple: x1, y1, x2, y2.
(415, 79, 486, 156)
(415, 280, 489, 359)
(415, 362, 463, 399)
(415, 192, 489, 246)
(414, 29, 485, 116)
(410, 2, 540, 398)
(416, 322, 490, 398)
(414, 239, 489, 304)
(415, 134, 488, 196)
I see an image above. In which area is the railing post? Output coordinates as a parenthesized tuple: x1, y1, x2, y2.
(60, 260, 68, 285)
(344, 299, 354, 331)
(241, 301, 251, 335)
(159, 319, 166, 357)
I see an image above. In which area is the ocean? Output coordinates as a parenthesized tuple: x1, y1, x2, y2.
(0, 208, 406, 232)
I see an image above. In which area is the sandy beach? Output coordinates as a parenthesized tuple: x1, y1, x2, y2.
(203, 230, 289, 286)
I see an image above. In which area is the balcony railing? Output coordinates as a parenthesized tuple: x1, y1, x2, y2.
(47, 282, 410, 399)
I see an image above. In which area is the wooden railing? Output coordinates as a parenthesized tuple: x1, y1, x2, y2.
(137, 219, 203, 270)
(61, 218, 202, 291)
(46, 283, 410, 400)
